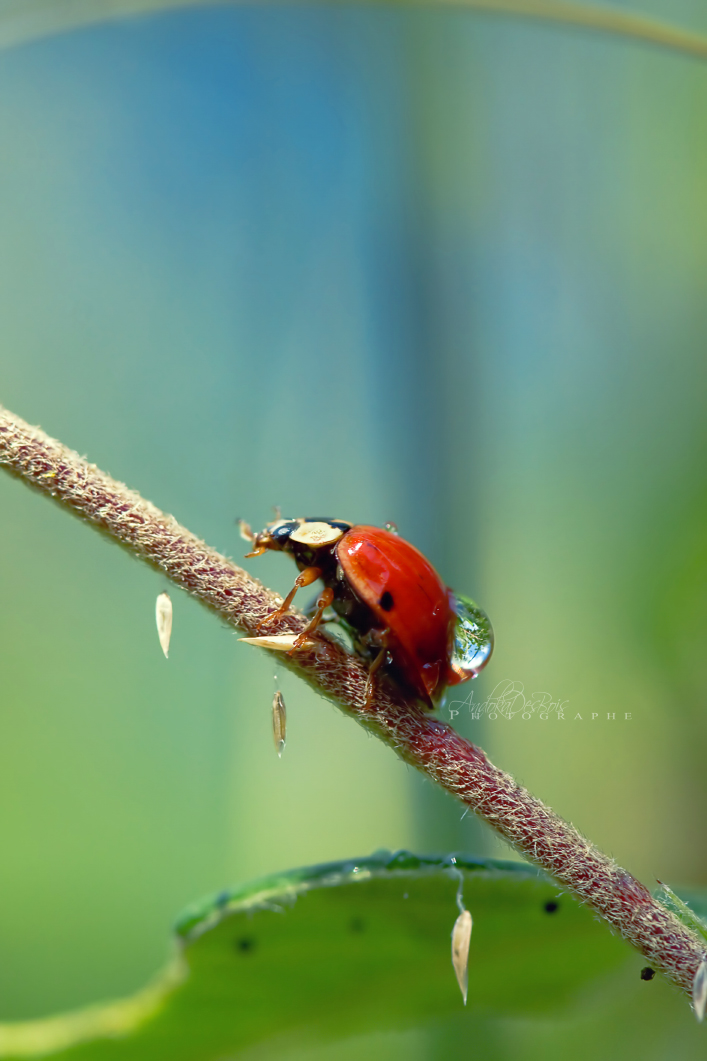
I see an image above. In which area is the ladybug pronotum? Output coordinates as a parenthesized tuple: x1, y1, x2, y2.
(240, 517, 493, 708)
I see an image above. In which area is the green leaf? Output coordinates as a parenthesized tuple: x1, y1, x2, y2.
(0, 851, 638, 1059)
(657, 883, 707, 946)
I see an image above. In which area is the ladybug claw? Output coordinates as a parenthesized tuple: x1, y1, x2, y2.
(362, 646, 388, 708)
(289, 631, 313, 653)
(257, 604, 292, 631)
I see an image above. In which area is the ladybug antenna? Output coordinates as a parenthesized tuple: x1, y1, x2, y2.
(237, 518, 256, 543)
(272, 505, 282, 520)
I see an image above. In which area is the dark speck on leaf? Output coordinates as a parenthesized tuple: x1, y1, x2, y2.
(236, 937, 256, 954)
(544, 900, 559, 914)
(640, 966, 655, 981)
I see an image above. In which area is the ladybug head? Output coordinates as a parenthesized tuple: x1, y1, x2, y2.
(241, 517, 351, 558)
(240, 517, 299, 557)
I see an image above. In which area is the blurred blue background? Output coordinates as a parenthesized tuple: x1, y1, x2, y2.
(0, 1, 706, 1055)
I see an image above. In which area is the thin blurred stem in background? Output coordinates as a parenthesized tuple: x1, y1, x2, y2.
(2, 0, 707, 59)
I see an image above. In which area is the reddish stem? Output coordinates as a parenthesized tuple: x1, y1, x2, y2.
(0, 404, 704, 1001)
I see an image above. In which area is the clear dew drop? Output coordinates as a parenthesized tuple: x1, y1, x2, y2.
(449, 593, 494, 680)
(272, 690, 286, 758)
(155, 592, 172, 659)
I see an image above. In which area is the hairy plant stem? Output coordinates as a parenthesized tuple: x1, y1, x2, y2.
(0, 403, 704, 1002)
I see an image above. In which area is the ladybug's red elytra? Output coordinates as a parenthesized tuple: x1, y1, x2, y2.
(240, 517, 493, 708)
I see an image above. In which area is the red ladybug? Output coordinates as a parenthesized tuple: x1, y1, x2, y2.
(239, 517, 493, 708)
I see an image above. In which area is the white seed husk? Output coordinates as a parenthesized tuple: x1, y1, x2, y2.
(272, 690, 287, 758)
(451, 909, 473, 1005)
(155, 592, 172, 658)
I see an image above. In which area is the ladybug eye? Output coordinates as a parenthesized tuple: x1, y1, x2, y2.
(379, 591, 394, 611)
(267, 519, 298, 542)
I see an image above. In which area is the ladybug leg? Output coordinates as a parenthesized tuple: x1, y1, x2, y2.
(291, 587, 335, 650)
(302, 590, 332, 618)
(257, 566, 322, 630)
(364, 646, 388, 707)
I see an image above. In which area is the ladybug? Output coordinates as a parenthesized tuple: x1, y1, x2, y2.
(239, 517, 493, 708)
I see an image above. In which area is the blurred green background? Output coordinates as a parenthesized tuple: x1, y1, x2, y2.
(0, 0, 706, 1055)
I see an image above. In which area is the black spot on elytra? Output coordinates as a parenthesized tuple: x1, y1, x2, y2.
(380, 591, 394, 611)
(235, 937, 256, 954)
(349, 917, 365, 933)
(640, 966, 655, 981)
(544, 900, 559, 914)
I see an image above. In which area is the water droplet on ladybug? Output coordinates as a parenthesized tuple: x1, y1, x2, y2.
(384, 522, 399, 535)
(449, 594, 494, 680)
